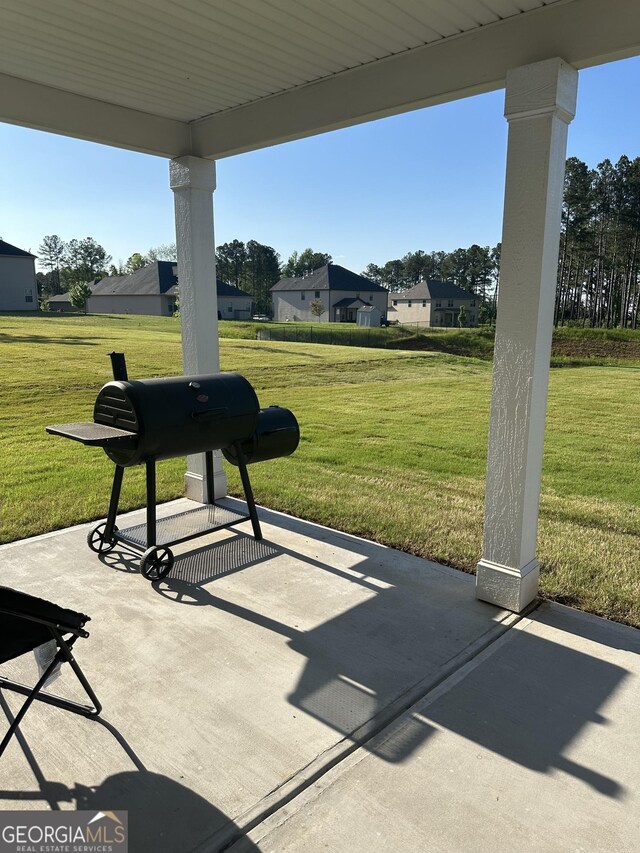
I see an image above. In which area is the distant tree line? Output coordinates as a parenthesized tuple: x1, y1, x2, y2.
(364, 156, 640, 329)
(107, 243, 178, 277)
(37, 235, 111, 298)
(35, 155, 640, 327)
(362, 244, 500, 303)
(557, 156, 640, 328)
(36, 236, 177, 300)
(215, 242, 331, 315)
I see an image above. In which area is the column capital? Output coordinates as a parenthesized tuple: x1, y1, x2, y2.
(505, 57, 578, 124)
(169, 155, 216, 192)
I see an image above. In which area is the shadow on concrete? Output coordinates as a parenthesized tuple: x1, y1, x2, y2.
(75, 771, 258, 853)
(159, 536, 280, 596)
(0, 694, 257, 852)
(420, 626, 629, 798)
(133, 513, 631, 797)
(99, 544, 143, 574)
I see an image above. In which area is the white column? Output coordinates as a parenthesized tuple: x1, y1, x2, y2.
(169, 155, 226, 501)
(476, 58, 578, 612)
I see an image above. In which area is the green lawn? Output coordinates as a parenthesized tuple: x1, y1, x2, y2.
(1, 312, 639, 627)
(222, 319, 640, 367)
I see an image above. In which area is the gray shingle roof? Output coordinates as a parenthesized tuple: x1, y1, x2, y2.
(0, 240, 35, 258)
(393, 280, 475, 300)
(88, 261, 251, 298)
(216, 279, 251, 298)
(357, 305, 380, 313)
(271, 263, 387, 293)
(48, 261, 251, 302)
(90, 261, 176, 296)
(333, 297, 370, 308)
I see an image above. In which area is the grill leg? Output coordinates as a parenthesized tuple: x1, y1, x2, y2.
(234, 442, 262, 540)
(146, 459, 157, 547)
(103, 465, 124, 540)
(205, 451, 215, 505)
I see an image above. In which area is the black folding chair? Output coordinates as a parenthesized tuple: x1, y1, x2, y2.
(0, 586, 102, 758)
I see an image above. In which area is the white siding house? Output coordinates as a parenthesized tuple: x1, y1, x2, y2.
(0, 240, 38, 311)
(388, 280, 478, 327)
(271, 264, 388, 323)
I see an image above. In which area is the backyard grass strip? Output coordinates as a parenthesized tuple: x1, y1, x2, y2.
(1, 313, 639, 627)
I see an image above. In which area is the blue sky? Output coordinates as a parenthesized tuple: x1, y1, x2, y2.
(1, 55, 639, 274)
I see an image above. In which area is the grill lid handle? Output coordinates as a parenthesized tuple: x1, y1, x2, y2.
(191, 407, 228, 422)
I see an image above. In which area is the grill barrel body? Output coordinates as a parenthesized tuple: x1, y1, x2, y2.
(222, 406, 300, 466)
(94, 372, 260, 466)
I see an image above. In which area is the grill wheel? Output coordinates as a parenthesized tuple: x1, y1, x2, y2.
(140, 546, 174, 581)
(87, 523, 118, 554)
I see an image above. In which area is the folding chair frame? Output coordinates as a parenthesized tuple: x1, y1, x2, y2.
(0, 606, 102, 758)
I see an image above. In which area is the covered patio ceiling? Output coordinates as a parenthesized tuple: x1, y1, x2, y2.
(1, 0, 639, 159)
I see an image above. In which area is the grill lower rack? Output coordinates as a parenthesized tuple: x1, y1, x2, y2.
(85, 445, 261, 582)
(116, 503, 247, 548)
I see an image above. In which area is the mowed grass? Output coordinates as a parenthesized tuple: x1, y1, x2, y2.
(1, 312, 639, 627)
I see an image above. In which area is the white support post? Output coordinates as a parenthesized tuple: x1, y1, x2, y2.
(476, 58, 578, 612)
(169, 155, 226, 502)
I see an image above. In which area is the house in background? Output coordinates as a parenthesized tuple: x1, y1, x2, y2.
(0, 240, 38, 311)
(48, 260, 253, 318)
(388, 280, 478, 327)
(271, 263, 388, 323)
(47, 287, 94, 313)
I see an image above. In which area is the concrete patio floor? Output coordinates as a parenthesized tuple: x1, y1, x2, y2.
(1, 498, 639, 852)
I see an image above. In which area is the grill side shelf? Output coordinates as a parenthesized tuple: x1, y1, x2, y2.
(46, 422, 137, 447)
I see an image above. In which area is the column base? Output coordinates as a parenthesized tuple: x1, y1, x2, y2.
(184, 470, 227, 503)
(475, 558, 540, 613)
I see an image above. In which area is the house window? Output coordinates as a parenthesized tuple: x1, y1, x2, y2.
(25, 288, 33, 303)
(369, 294, 373, 300)
(167, 301, 175, 314)
(435, 301, 441, 308)
(227, 304, 233, 313)
(408, 300, 412, 307)
(392, 300, 398, 306)
(301, 291, 305, 300)
(448, 299, 454, 307)
(315, 291, 320, 298)
(422, 300, 426, 307)
(470, 314, 476, 323)
(471, 300, 476, 307)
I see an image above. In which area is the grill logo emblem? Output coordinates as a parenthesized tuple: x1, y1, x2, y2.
(196, 394, 209, 403)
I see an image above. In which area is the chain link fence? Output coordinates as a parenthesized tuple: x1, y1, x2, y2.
(255, 323, 415, 348)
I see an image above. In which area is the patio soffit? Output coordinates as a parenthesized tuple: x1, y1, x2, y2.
(0, 0, 639, 159)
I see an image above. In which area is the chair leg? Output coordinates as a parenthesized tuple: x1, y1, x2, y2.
(65, 652, 102, 718)
(0, 652, 65, 758)
(0, 636, 102, 759)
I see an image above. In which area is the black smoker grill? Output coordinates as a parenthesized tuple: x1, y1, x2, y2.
(47, 354, 299, 581)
